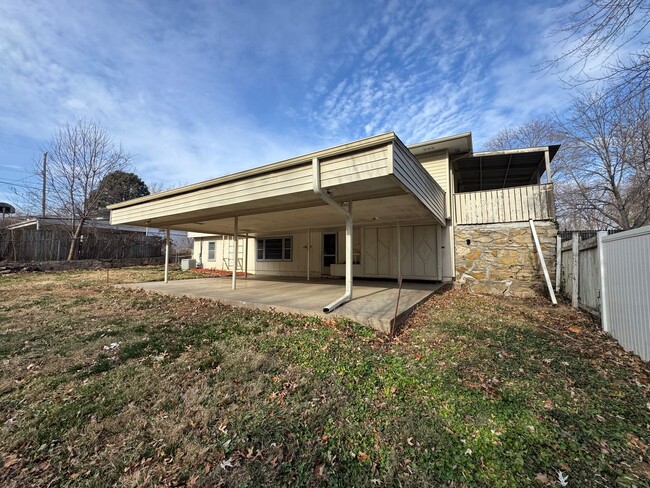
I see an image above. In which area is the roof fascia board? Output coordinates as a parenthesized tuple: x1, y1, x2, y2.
(108, 131, 396, 210)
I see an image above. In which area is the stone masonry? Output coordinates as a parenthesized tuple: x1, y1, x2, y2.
(454, 221, 557, 297)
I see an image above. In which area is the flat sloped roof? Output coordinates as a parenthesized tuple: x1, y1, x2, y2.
(453, 145, 560, 192)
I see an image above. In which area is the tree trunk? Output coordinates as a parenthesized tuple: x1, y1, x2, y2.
(67, 219, 85, 261)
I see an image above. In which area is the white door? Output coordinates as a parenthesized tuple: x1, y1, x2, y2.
(412, 225, 437, 278)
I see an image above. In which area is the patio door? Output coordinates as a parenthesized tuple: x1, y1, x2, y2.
(322, 232, 337, 275)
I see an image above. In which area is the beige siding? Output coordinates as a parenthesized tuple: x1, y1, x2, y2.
(112, 144, 394, 226)
(194, 235, 256, 271)
(320, 146, 388, 187)
(194, 231, 324, 278)
(112, 163, 315, 224)
(416, 150, 451, 219)
(454, 184, 555, 224)
(416, 150, 448, 193)
(391, 139, 446, 225)
(254, 231, 321, 277)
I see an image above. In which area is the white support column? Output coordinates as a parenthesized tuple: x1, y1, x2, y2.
(571, 232, 579, 308)
(345, 202, 353, 300)
(164, 226, 170, 284)
(396, 222, 401, 283)
(597, 231, 609, 332)
(306, 227, 311, 281)
(232, 217, 238, 290)
(244, 232, 248, 279)
(555, 234, 562, 292)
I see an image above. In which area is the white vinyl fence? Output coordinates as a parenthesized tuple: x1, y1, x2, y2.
(558, 227, 650, 361)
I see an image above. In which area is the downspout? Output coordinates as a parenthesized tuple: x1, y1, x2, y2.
(312, 157, 353, 313)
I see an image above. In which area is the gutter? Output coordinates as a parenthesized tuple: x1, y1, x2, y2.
(312, 157, 353, 313)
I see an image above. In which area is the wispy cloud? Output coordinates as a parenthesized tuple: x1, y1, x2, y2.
(0, 0, 573, 207)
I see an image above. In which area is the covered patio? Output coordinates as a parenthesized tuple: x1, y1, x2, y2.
(109, 132, 448, 319)
(120, 276, 445, 333)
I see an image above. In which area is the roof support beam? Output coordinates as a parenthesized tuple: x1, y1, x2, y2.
(502, 154, 513, 188)
(544, 149, 552, 183)
(164, 226, 170, 284)
(232, 216, 238, 290)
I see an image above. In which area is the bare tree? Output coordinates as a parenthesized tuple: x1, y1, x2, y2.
(546, 0, 650, 102)
(43, 120, 131, 260)
(557, 89, 650, 229)
(484, 116, 563, 150)
(483, 115, 569, 178)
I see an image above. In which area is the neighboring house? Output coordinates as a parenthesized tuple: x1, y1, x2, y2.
(2, 217, 189, 261)
(109, 132, 559, 303)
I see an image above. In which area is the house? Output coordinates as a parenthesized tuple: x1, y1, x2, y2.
(108, 132, 559, 312)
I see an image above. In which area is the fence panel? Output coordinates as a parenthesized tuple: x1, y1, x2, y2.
(601, 227, 650, 361)
(0, 228, 163, 262)
(578, 239, 600, 314)
(558, 227, 650, 361)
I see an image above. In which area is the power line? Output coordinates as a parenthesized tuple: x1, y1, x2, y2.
(0, 179, 40, 190)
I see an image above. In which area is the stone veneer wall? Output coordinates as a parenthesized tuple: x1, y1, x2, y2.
(454, 221, 557, 297)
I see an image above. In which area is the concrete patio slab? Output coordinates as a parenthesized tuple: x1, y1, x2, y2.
(119, 276, 445, 332)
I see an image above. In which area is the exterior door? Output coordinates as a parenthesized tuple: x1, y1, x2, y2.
(322, 232, 337, 275)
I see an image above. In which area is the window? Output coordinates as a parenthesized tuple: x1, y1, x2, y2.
(257, 237, 292, 261)
(207, 241, 216, 261)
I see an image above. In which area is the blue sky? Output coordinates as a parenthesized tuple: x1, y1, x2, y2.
(1, 0, 577, 210)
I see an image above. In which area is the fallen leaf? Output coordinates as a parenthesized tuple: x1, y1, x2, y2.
(535, 473, 549, 484)
(205, 462, 211, 474)
(357, 452, 370, 462)
(314, 464, 325, 478)
(407, 437, 414, 446)
(569, 325, 582, 334)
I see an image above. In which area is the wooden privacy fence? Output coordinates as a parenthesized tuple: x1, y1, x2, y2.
(558, 227, 650, 361)
(0, 228, 163, 262)
(454, 183, 555, 225)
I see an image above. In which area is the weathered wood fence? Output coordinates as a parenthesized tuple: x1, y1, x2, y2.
(454, 183, 555, 224)
(557, 227, 650, 361)
(0, 228, 163, 262)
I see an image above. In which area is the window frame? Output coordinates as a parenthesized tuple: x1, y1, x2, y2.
(256, 236, 293, 262)
(207, 241, 216, 262)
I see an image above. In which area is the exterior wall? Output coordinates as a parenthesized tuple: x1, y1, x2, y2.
(454, 221, 557, 297)
(415, 149, 451, 219)
(192, 224, 448, 281)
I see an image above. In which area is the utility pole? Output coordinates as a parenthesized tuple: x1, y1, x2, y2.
(41, 152, 47, 218)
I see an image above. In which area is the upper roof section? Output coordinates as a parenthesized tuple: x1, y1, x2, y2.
(453, 145, 561, 192)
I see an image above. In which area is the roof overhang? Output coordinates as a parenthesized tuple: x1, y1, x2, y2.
(453, 145, 560, 192)
(109, 133, 448, 235)
(407, 132, 473, 158)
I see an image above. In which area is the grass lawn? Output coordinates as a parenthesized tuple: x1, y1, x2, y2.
(0, 267, 648, 487)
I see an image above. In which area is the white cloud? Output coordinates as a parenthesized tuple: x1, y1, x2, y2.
(0, 0, 577, 206)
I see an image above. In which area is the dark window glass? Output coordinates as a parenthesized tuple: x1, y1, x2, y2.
(265, 238, 283, 260)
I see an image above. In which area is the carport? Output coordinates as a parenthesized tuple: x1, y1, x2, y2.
(109, 132, 447, 316)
